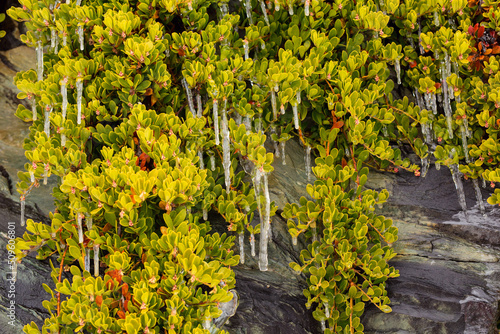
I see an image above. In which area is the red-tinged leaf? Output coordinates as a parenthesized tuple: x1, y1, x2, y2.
(109, 299, 119, 309)
(341, 158, 347, 168)
(468, 25, 474, 35)
(124, 299, 129, 312)
(117, 310, 126, 319)
(95, 295, 103, 306)
(145, 88, 153, 96)
(491, 45, 500, 54)
(332, 121, 344, 129)
(478, 25, 484, 38)
(102, 223, 112, 233)
(478, 42, 483, 52)
(122, 283, 129, 296)
(484, 48, 492, 55)
(434, 82, 442, 89)
(106, 279, 115, 290)
(409, 60, 417, 68)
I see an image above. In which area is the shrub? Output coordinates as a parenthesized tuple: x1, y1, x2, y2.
(7, 0, 500, 333)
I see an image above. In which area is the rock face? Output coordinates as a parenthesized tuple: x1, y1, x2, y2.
(1, 9, 500, 334)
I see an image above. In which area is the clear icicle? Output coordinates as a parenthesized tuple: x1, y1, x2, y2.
(77, 25, 84, 51)
(77, 213, 83, 243)
(305, 146, 311, 181)
(260, 0, 270, 25)
(421, 156, 429, 177)
(482, 177, 487, 188)
(203, 209, 208, 220)
(297, 89, 302, 104)
(441, 65, 453, 139)
(85, 248, 91, 272)
(449, 149, 468, 214)
(50, 28, 56, 51)
(259, 172, 271, 271)
(213, 100, 220, 145)
(198, 149, 204, 170)
(472, 179, 486, 215)
(305, 0, 310, 16)
(37, 39, 43, 81)
(434, 11, 440, 26)
(219, 3, 229, 17)
(256, 114, 262, 134)
(182, 78, 196, 117)
(395, 58, 401, 84)
(280, 141, 286, 165)
(271, 126, 280, 158)
(210, 153, 216, 171)
(243, 40, 249, 61)
(244, 0, 254, 25)
(76, 79, 83, 125)
(250, 233, 256, 257)
(20, 196, 25, 226)
(196, 93, 203, 118)
(280, 104, 285, 115)
(94, 244, 99, 276)
(32, 98, 37, 121)
(320, 321, 326, 332)
(44, 106, 52, 137)
(324, 302, 330, 318)
(275, 0, 280, 11)
(62, 34, 67, 47)
(435, 161, 441, 170)
(61, 81, 68, 119)
(288, 4, 294, 15)
(30, 170, 35, 183)
(239, 233, 245, 264)
(271, 89, 277, 120)
(203, 319, 211, 331)
(244, 115, 252, 133)
(222, 100, 231, 192)
(460, 125, 469, 163)
(431, 93, 437, 114)
(312, 226, 318, 242)
(293, 104, 300, 129)
(43, 165, 48, 185)
(292, 235, 297, 246)
(76, 0, 82, 5)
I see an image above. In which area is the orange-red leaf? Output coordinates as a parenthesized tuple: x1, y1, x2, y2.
(332, 121, 344, 129)
(95, 295, 103, 306)
(117, 310, 126, 319)
(122, 283, 129, 296)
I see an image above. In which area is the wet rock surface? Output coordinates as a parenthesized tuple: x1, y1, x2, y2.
(1, 15, 500, 334)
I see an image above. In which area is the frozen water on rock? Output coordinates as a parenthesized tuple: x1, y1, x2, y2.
(76, 79, 83, 125)
(222, 100, 231, 192)
(213, 100, 220, 145)
(421, 156, 429, 177)
(473, 179, 486, 216)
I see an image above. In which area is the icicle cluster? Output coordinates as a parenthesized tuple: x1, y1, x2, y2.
(222, 100, 231, 192)
(244, 0, 254, 25)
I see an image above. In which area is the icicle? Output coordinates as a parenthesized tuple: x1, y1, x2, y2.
(244, 115, 252, 133)
(196, 93, 203, 118)
(222, 100, 231, 192)
(44, 106, 52, 137)
(20, 196, 25, 226)
(395, 58, 401, 84)
(293, 104, 300, 129)
(441, 65, 453, 139)
(305, 0, 310, 16)
(50, 28, 56, 51)
(292, 235, 297, 246)
(203, 318, 211, 331)
(219, 3, 229, 17)
(213, 100, 220, 145)
(260, 0, 270, 25)
(77, 213, 83, 243)
(36, 39, 43, 81)
(431, 93, 437, 115)
(482, 177, 486, 188)
(210, 153, 216, 171)
(243, 40, 249, 61)
(77, 25, 84, 51)
(54, 33, 59, 54)
(203, 209, 208, 220)
(288, 4, 294, 15)
(324, 302, 330, 318)
(85, 248, 91, 272)
(239, 233, 245, 264)
(244, 0, 254, 25)
(94, 244, 99, 276)
(434, 11, 440, 26)
(421, 156, 429, 177)
(198, 149, 204, 170)
(271, 89, 278, 120)
(460, 125, 469, 163)
(76, 0, 82, 5)
(256, 114, 262, 134)
(275, 0, 280, 11)
(259, 172, 271, 271)
(435, 161, 440, 170)
(320, 321, 326, 332)
(449, 149, 467, 214)
(463, 116, 471, 138)
(280, 104, 285, 115)
(382, 125, 389, 137)
(280, 141, 286, 165)
(31, 97, 37, 121)
(75, 79, 83, 125)
(472, 179, 486, 215)
(181, 78, 196, 117)
(61, 80, 68, 119)
(305, 146, 311, 181)
(62, 33, 67, 47)
(29, 170, 35, 183)
(297, 89, 302, 104)
(43, 164, 48, 185)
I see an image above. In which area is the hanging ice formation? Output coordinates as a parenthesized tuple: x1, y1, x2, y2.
(210, 153, 216, 171)
(260, 0, 270, 25)
(222, 100, 231, 192)
(30, 170, 35, 183)
(43, 164, 48, 185)
(213, 99, 220, 145)
(76, 0, 82, 5)
(239, 233, 245, 264)
(395, 58, 401, 84)
(441, 63, 453, 139)
(196, 93, 203, 118)
(243, 39, 249, 61)
(244, 115, 252, 133)
(305, 0, 310, 16)
(259, 171, 271, 271)
(31, 97, 37, 121)
(50, 28, 56, 51)
(271, 89, 278, 120)
(274, 0, 280, 11)
(435, 161, 440, 170)
(297, 89, 302, 104)
(305, 145, 311, 181)
(44, 105, 52, 137)
(20, 196, 25, 226)
(85, 215, 92, 272)
(434, 10, 440, 26)
(219, 2, 229, 17)
(94, 244, 99, 276)
(181, 78, 196, 117)
(421, 156, 429, 177)
(77, 25, 84, 51)
(293, 103, 300, 129)
(449, 149, 468, 214)
(248, 232, 255, 257)
(203, 318, 212, 331)
(76, 79, 83, 125)
(280, 141, 286, 165)
(288, 3, 294, 15)
(77, 213, 83, 243)
(36, 39, 43, 81)
(473, 178, 486, 215)
(244, 0, 254, 25)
